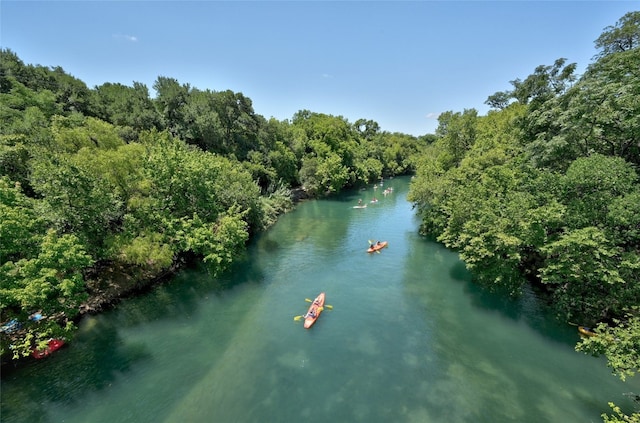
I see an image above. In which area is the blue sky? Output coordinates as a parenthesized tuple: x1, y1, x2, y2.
(1, 1, 636, 135)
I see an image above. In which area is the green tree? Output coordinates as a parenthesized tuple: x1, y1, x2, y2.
(562, 49, 640, 167)
(561, 154, 638, 229)
(292, 111, 361, 194)
(153, 76, 190, 137)
(577, 309, 640, 423)
(511, 58, 577, 106)
(49, 66, 92, 115)
(1, 229, 93, 358)
(212, 90, 260, 160)
(540, 227, 640, 322)
(315, 152, 349, 194)
(298, 156, 321, 196)
(102, 131, 260, 276)
(29, 150, 123, 255)
(182, 88, 223, 152)
(435, 109, 478, 168)
(607, 191, 640, 248)
(91, 82, 160, 133)
(519, 41, 639, 169)
(595, 11, 640, 59)
(354, 118, 380, 141)
(0, 177, 43, 261)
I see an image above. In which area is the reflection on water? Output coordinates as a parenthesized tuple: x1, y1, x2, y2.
(2, 176, 638, 423)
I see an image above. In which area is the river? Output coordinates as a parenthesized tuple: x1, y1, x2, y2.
(1, 176, 637, 422)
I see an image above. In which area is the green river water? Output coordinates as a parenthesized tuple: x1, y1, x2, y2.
(1, 176, 638, 422)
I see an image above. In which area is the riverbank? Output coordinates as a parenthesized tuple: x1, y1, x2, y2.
(78, 187, 311, 315)
(78, 260, 180, 316)
(76, 177, 384, 316)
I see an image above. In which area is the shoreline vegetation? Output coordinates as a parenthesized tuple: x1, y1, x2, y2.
(79, 185, 310, 316)
(2, 12, 639, 421)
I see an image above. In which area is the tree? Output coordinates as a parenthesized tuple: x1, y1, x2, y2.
(561, 154, 638, 230)
(577, 308, 640, 381)
(0, 177, 43, 261)
(435, 109, 478, 168)
(577, 308, 640, 423)
(485, 91, 512, 110)
(539, 227, 640, 322)
(29, 151, 123, 255)
(153, 76, 191, 138)
(212, 90, 260, 160)
(607, 191, 640, 248)
(182, 88, 223, 152)
(595, 11, 640, 59)
(50, 66, 92, 115)
(91, 82, 160, 133)
(291, 111, 362, 193)
(519, 48, 640, 169)
(354, 118, 380, 141)
(511, 58, 577, 107)
(1, 229, 93, 358)
(565, 49, 640, 166)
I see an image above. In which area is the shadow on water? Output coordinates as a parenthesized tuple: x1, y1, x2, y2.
(450, 260, 581, 345)
(1, 253, 266, 423)
(1, 318, 150, 422)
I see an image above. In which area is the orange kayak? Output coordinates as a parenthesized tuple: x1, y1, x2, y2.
(304, 292, 325, 329)
(367, 241, 388, 253)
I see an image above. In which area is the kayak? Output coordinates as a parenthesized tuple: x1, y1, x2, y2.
(353, 205, 367, 209)
(367, 241, 388, 253)
(304, 292, 325, 329)
(32, 338, 65, 359)
(578, 326, 596, 337)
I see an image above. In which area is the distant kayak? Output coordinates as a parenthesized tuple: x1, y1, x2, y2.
(367, 241, 388, 253)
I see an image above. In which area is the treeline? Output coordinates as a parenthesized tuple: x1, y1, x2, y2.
(0, 48, 428, 360)
(408, 12, 640, 422)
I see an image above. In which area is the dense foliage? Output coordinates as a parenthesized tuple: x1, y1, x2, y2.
(408, 12, 640, 422)
(0, 48, 426, 360)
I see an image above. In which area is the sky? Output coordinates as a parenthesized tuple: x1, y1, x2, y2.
(1, 1, 636, 136)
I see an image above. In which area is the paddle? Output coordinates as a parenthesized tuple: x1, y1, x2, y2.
(304, 298, 333, 309)
(293, 306, 326, 322)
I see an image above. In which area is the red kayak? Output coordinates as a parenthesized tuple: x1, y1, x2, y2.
(304, 293, 325, 329)
(32, 339, 65, 359)
(367, 241, 388, 253)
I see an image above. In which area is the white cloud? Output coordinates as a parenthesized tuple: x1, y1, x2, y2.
(425, 112, 440, 119)
(113, 34, 138, 42)
(321, 73, 332, 78)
